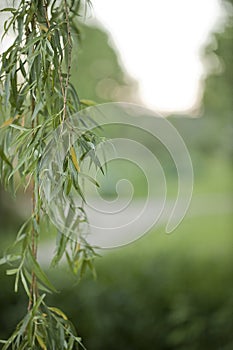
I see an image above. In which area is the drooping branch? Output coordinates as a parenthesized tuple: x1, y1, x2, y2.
(0, 0, 104, 348)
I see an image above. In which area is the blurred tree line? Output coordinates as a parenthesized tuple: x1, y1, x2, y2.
(71, 23, 138, 103)
(200, 0, 233, 158)
(172, 0, 233, 161)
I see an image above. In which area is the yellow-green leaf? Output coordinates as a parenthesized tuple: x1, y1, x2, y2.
(36, 334, 47, 350)
(48, 307, 68, 320)
(0, 115, 20, 128)
(70, 146, 80, 172)
(6, 268, 18, 275)
(80, 99, 96, 106)
(0, 118, 14, 128)
(27, 249, 57, 293)
(39, 24, 48, 32)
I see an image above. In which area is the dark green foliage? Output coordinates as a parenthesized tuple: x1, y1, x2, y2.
(198, 0, 233, 158)
(0, 293, 85, 349)
(167, 0, 233, 160)
(1, 214, 232, 350)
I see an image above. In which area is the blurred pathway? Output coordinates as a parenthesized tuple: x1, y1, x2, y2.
(36, 193, 232, 263)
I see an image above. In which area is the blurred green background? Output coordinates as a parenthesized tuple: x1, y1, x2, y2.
(0, 0, 233, 349)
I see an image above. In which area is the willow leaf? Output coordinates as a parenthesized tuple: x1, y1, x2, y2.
(27, 249, 57, 293)
(0, 146, 12, 168)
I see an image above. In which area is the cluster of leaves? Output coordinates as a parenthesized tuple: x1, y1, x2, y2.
(0, 217, 57, 295)
(0, 0, 92, 188)
(0, 294, 85, 350)
(52, 231, 98, 281)
(0, 0, 104, 348)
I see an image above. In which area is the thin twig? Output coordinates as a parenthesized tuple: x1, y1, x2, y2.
(63, 0, 73, 122)
(42, 0, 50, 28)
(28, 12, 39, 312)
(43, 0, 66, 118)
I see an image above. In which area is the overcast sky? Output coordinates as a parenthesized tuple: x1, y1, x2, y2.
(0, 1, 224, 113)
(90, 0, 223, 113)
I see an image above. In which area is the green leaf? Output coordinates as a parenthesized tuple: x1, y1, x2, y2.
(72, 179, 86, 203)
(1, 328, 18, 350)
(0, 8, 16, 13)
(65, 176, 72, 196)
(20, 270, 30, 296)
(6, 268, 18, 275)
(70, 146, 80, 172)
(19, 59, 27, 78)
(21, 36, 42, 53)
(51, 231, 68, 267)
(32, 293, 46, 314)
(48, 307, 68, 320)
(27, 249, 57, 293)
(9, 124, 29, 131)
(23, 268, 52, 294)
(18, 312, 31, 337)
(14, 269, 20, 292)
(35, 334, 47, 350)
(4, 73, 10, 107)
(45, 39, 54, 58)
(31, 101, 43, 121)
(87, 260, 97, 279)
(80, 99, 96, 106)
(0, 254, 21, 265)
(0, 146, 12, 168)
(79, 172, 100, 187)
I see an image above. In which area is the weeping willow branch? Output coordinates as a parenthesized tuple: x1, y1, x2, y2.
(0, 1, 104, 349)
(28, 10, 38, 312)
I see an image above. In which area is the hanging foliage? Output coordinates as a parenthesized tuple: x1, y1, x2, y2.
(0, 0, 103, 348)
